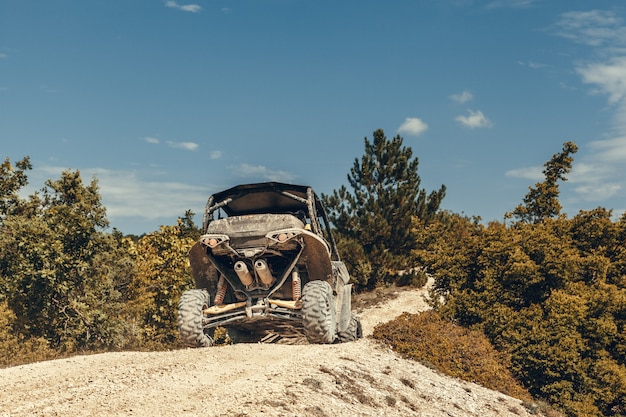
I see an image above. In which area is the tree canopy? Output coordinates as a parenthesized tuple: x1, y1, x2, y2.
(508, 141, 578, 223)
(0, 169, 127, 351)
(0, 158, 197, 358)
(414, 141, 626, 416)
(323, 129, 446, 288)
(0, 156, 32, 217)
(2, 137, 625, 417)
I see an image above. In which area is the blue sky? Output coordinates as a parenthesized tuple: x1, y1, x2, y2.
(2, 0, 626, 235)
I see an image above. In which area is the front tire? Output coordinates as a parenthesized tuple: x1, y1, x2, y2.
(301, 280, 336, 344)
(178, 289, 213, 347)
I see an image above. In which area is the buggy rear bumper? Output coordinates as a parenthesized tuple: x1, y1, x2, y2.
(202, 298, 303, 329)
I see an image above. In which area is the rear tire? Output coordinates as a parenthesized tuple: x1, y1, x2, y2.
(337, 313, 362, 342)
(178, 289, 214, 347)
(301, 280, 336, 344)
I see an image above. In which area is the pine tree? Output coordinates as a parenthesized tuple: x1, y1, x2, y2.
(323, 129, 446, 288)
(509, 141, 578, 223)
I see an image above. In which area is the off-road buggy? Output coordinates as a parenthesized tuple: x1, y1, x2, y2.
(178, 182, 362, 346)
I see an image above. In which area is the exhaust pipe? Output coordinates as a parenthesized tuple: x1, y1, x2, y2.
(234, 261, 254, 287)
(254, 259, 275, 286)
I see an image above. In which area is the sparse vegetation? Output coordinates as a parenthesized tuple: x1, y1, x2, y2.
(2, 138, 625, 416)
(413, 144, 626, 417)
(373, 310, 532, 401)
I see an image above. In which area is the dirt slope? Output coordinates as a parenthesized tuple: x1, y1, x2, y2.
(0, 282, 540, 417)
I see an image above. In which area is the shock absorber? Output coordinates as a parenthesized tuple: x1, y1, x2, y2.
(291, 270, 301, 300)
(214, 275, 227, 305)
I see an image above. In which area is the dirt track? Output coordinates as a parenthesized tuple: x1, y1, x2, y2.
(0, 282, 541, 417)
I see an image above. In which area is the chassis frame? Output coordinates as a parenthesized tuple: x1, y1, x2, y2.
(179, 182, 360, 345)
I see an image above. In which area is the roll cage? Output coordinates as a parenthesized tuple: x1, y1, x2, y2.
(201, 182, 341, 262)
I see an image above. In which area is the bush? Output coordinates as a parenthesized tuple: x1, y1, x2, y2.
(0, 301, 57, 367)
(125, 223, 196, 348)
(395, 268, 429, 288)
(425, 213, 626, 416)
(373, 310, 531, 401)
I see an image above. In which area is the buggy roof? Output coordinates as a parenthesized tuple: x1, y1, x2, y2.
(207, 182, 323, 217)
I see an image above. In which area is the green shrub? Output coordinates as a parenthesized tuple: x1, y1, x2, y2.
(424, 213, 626, 416)
(0, 301, 57, 367)
(395, 268, 429, 288)
(125, 223, 196, 348)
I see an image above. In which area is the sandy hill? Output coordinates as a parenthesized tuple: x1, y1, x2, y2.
(0, 283, 545, 417)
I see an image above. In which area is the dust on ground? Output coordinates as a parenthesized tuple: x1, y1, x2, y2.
(0, 279, 544, 417)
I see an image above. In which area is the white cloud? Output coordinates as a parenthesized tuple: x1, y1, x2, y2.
(166, 141, 199, 151)
(144, 137, 160, 144)
(211, 150, 223, 159)
(236, 163, 296, 183)
(143, 137, 198, 151)
(518, 60, 547, 69)
(548, 10, 626, 209)
(568, 162, 602, 183)
(455, 110, 493, 129)
(576, 57, 626, 105)
(505, 166, 544, 181)
(504, 158, 623, 206)
(562, 146, 626, 205)
(0, 53, 7, 59)
(588, 136, 626, 162)
(397, 117, 428, 136)
(552, 10, 626, 47)
(96, 172, 207, 219)
(485, 0, 539, 10)
(165, 1, 202, 13)
(574, 183, 621, 201)
(27, 165, 210, 228)
(450, 90, 473, 104)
